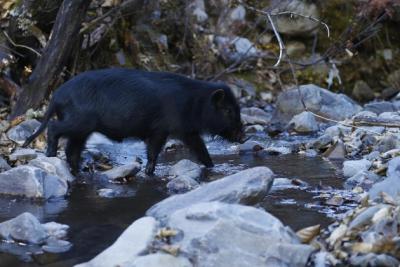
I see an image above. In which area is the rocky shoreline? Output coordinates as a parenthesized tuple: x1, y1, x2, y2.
(0, 82, 399, 266)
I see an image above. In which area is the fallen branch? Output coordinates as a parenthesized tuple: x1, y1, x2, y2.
(353, 116, 400, 128)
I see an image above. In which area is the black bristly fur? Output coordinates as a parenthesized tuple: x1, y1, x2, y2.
(23, 68, 243, 175)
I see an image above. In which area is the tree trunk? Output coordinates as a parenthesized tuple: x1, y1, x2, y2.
(10, 0, 91, 119)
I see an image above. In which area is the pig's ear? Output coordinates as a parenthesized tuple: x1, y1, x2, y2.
(211, 89, 225, 107)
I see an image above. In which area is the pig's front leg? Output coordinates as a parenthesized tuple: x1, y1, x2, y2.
(182, 134, 214, 168)
(145, 134, 168, 175)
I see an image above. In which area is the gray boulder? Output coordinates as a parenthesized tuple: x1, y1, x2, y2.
(0, 165, 68, 199)
(369, 176, 400, 200)
(274, 84, 361, 124)
(0, 212, 48, 244)
(166, 202, 314, 267)
(6, 119, 41, 145)
(241, 107, 271, 125)
(343, 159, 372, 178)
(29, 156, 75, 182)
(270, 0, 319, 36)
(167, 176, 200, 194)
(75, 217, 158, 267)
(288, 111, 319, 133)
(352, 80, 375, 102)
(147, 167, 274, 220)
(364, 101, 396, 114)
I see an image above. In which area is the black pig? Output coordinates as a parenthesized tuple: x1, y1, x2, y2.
(23, 68, 243, 175)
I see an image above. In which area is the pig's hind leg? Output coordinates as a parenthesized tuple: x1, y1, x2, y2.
(65, 137, 88, 175)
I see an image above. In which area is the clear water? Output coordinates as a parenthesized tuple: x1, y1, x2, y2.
(0, 137, 344, 267)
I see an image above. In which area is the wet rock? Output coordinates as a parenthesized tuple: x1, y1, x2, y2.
(374, 135, 400, 153)
(147, 167, 274, 220)
(324, 125, 351, 138)
(131, 253, 192, 267)
(29, 156, 75, 182)
(244, 124, 264, 133)
(75, 217, 158, 267)
(241, 107, 271, 125)
(0, 212, 48, 244)
(0, 165, 67, 199)
(270, 0, 319, 36)
(42, 238, 72, 253)
(288, 111, 319, 133)
(166, 202, 314, 267)
(42, 221, 69, 239)
(9, 148, 38, 161)
(274, 84, 361, 124)
(286, 41, 306, 57)
(344, 171, 381, 190)
(364, 102, 396, 115)
(167, 176, 200, 194)
(0, 156, 11, 172)
(343, 159, 372, 178)
(239, 140, 264, 153)
(6, 119, 41, 145)
(379, 111, 400, 120)
(102, 162, 141, 180)
(264, 146, 292, 155)
(352, 80, 375, 102)
(349, 253, 400, 267)
(306, 134, 332, 150)
(169, 159, 203, 181)
(322, 140, 346, 159)
(97, 188, 117, 198)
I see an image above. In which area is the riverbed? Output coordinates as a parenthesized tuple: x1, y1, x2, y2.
(0, 135, 347, 267)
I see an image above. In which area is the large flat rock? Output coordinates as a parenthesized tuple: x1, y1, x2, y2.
(147, 167, 274, 220)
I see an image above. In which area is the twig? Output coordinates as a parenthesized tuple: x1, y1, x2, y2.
(2, 31, 41, 57)
(266, 13, 284, 67)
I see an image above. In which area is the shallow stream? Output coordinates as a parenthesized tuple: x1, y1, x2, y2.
(0, 135, 347, 267)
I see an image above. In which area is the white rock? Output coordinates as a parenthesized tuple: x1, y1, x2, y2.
(288, 111, 319, 133)
(30, 156, 75, 182)
(166, 202, 314, 267)
(169, 159, 202, 180)
(102, 162, 141, 180)
(343, 159, 372, 178)
(75, 217, 158, 267)
(0, 212, 48, 244)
